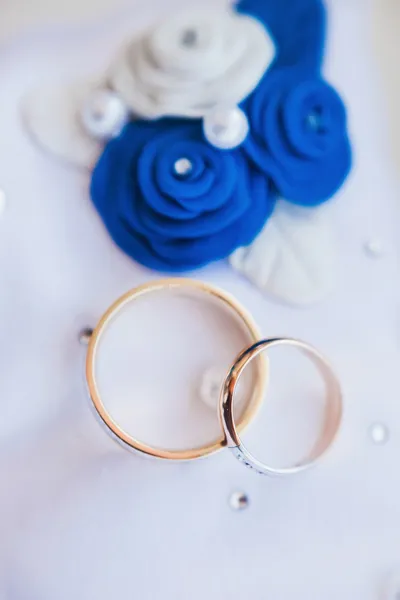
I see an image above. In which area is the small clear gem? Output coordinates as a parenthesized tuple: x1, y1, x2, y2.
(79, 327, 94, 345)
(229, 491, 250, 511)
(369, 422, 389, 445)
(174, 158, 193, 177)
(364, 239, 384, 258)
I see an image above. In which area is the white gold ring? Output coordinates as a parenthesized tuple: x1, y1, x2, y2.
(219, 338, 343, 476)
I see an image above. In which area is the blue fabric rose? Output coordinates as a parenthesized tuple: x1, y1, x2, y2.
(237, 0, 326, 72)
(243, 69, 352, 206)
(90, 120, 276, 271)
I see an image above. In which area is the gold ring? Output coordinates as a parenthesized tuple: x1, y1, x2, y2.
(220, 338, 343, 476)
(86, 278, 268, 461)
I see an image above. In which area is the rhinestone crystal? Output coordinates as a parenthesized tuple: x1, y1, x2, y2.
(369, 422, 389, 445)
(174, 158, 193, 177)
(364, 239, 384, 258)
(229, 491, 250, 511)
(79, 327, 94, 346)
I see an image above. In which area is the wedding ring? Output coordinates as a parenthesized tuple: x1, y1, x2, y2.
(86, 278, 267, 461)
(220, 338, 342, 476)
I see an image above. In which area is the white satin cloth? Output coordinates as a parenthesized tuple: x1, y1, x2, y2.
(0, 0, 131, 43)
(1, 2, 400, 600)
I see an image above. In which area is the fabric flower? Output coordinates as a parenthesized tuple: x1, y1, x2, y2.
(90, 120, 276, 271)
(108, 7, 274, 119)
(237, 0, 326, 72)
(243, 69, 352, 205)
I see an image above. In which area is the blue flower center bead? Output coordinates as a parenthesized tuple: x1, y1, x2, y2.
(306, 108, 324, 133)
(173, 158, 193, 177)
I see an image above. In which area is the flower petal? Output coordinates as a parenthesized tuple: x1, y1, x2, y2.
(91, 118, 275, 271)
(237, 0, 326, 72)
(21, 80, 103, 169)
(150, 172, 275, 264)
(282, 80, 347, 158)
(137, 125, 240, 215)
(244, 70, 352, 205)
(136, 161, 252, 239)
(230, 200, 336, 304)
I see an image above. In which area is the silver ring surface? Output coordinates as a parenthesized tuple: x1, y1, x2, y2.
(219, 338, 343, 476)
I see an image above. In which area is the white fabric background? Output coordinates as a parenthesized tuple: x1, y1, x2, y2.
(0, 0, 131, 43)
(0, 1, 400, 598)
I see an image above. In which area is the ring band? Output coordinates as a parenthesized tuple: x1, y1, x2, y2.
(219, 338, 343, 476)
(86, 278, 268, 461)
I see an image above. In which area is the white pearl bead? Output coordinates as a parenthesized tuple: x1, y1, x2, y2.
(80, 89, 129, 140)
(198, 366, 226, 409)
(203, 106, 249, 150)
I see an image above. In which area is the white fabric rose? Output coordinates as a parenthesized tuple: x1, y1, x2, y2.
(22, 6, 274, 168)
(108, 7, 275, 118)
